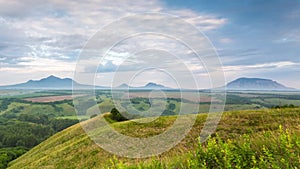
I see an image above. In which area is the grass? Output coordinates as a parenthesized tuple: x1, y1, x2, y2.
(8, 108, 300, 169)
(258, 98, 300, 106)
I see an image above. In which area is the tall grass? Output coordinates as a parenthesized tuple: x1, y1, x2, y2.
(113, 126, 300, 169)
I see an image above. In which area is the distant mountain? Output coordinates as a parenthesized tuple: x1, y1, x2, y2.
(0, 75, 106, 89)
(226, 77, 294, 91)
(116, 82, 172, 90)
(144, 82, 167, 89)
(0, 76, 171, 90)
(0, 75, 71, 89)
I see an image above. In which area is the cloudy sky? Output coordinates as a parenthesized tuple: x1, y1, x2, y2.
(0, 0, 299, 89)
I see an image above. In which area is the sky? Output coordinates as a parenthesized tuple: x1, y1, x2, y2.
(0, 0, 299, 89)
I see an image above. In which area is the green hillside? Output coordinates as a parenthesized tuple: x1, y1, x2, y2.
(8, 108, 300, 169)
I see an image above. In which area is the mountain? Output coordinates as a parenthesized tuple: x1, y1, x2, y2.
(0, 75, 73, 89)
(0, 75, 105, 89)
(0, 76, 171, 90)
(144, 82, 167, 89)
(226, 77, 294, 91)
(116, 82, 172, 90)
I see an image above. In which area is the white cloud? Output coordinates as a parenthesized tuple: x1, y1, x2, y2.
(223, 61, 300, 72)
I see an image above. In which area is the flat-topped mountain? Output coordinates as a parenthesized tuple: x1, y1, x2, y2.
(226, 77, 294, 91)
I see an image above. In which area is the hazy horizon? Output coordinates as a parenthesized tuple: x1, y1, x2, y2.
(0, 74, 298, 90)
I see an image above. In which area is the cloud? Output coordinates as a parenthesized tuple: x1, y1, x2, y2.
(0, 0, 227, 84)
(97, 60, 118, 73)
(223, 61, 300, 72)
(5, 0, 299, 89)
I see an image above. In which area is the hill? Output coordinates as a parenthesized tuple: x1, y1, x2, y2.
(226, 77, 294, 91)
(8, 108, 300, 168)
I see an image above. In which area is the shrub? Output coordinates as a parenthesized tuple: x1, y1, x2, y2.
(110, 108, 128, 122)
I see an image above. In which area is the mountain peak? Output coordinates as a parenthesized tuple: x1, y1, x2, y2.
(48, 75, 60, 79)
(42, 75, 62, 81)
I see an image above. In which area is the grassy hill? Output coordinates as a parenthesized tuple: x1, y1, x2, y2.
(8, 108, 300, 169)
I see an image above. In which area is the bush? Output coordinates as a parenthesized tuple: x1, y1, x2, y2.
(109, 108, 128, 122)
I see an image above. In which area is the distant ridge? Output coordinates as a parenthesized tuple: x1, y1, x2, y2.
(0, 76, 172, 90)
(226, 77, 295, 91)
(116, 82, 172, 90)
(0, 75, 104, 89)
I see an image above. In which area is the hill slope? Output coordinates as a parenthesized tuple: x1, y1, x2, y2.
(8, 108, 300, 169)
(226, 77, 294, 90)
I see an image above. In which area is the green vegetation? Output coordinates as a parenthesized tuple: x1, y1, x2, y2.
(0, 147, 27, 169)
(0, 97, 79, 169)
(8, 108, 300, 169)
(272, 104, 298, 109)
(108, 108, 128, 122)
(115, 127, 299, 168)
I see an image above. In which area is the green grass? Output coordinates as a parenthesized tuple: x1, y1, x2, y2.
(8, 108, 300, 169)
(251, 98, 300, 107)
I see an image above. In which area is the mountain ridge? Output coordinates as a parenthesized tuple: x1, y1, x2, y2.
(116, 82, 172, 90)
(0, 76, 172, 90)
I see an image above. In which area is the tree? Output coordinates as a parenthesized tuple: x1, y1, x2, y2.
(110, 108, 128, 122)
(168, 103, 176, 111)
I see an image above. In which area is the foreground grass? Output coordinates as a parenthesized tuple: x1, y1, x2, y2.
(8, 108, 300, 169)
(121, 127, 299, 168)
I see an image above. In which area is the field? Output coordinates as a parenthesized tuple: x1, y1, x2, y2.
(1, 89, 300, 168)
(24, 95, 75, 103)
